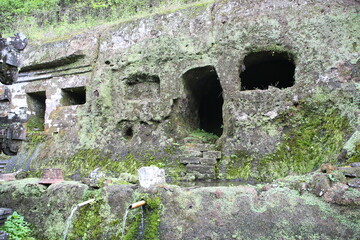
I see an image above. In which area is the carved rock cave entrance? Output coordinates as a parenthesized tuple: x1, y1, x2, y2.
(183, 66, 224, 136)
(240, 51, 295, 90)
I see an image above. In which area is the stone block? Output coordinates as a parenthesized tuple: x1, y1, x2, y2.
(0, 174, 16, 182)
(184, 143, 215, 151)
(181, 157, 201, 164)
(38, 168, 64, 185)
(203, 151, 221, 159)
(186, 164, 215, 175)
(183, 150, 203, 157)
(339, 167, 360, 178)
(200, 158, 217, 165)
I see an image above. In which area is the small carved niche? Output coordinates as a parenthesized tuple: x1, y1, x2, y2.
(61, 86, 86, 106)
(123, 73, 160, 100)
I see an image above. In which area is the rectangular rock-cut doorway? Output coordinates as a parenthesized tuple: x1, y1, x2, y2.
(26, 91, 46, 131)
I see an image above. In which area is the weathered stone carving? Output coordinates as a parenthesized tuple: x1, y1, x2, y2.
(0, 33, 27, 85)
(0, 33, 27, 155)
(0, 90, 26, 155)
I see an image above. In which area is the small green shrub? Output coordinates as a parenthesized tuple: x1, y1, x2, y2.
(0, 212, 35, 240)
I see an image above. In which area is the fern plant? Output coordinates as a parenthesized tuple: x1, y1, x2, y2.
(0, 212, 35, 240)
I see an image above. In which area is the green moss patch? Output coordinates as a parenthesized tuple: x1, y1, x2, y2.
(45, 147, 184, 182)
(256, 99, 352, 182)
(348, 141, 360, 163)
(70, 190, 105, 239)
(222, 89, 356, 183)
(123, 194, 162, 240)
(26, 115, 45, 132)
(224, 151, 253, 180)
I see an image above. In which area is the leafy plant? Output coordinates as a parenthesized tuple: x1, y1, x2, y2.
(0, 212, 35, 240)
(188, 129, 219, 143)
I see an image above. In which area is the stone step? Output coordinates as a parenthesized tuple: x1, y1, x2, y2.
(203, 151, 221, 159)
(200, 158, 217, 165)
(186, 164, 215, 174)
(181, 157, 201, 165)
(183, 137, 204, 144)
(0, 174, 16, 181)
(180, 157, 217, 165)
(185, 164, 215, 179)
(182, 150, 203, 158)
(183, 143, 216, 152)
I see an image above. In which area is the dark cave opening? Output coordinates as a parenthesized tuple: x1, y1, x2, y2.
(240, 51, 295, 90)
(183, 66, 224, 136)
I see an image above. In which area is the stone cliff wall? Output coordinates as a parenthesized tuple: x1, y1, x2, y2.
(1, 0, 359, 181)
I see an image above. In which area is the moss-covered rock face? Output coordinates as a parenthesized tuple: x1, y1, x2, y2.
(159, 184, 360, 240)
(4, 0, 359, 182)
(1, 176, 359, 240)
(0, 179, 136, 240)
